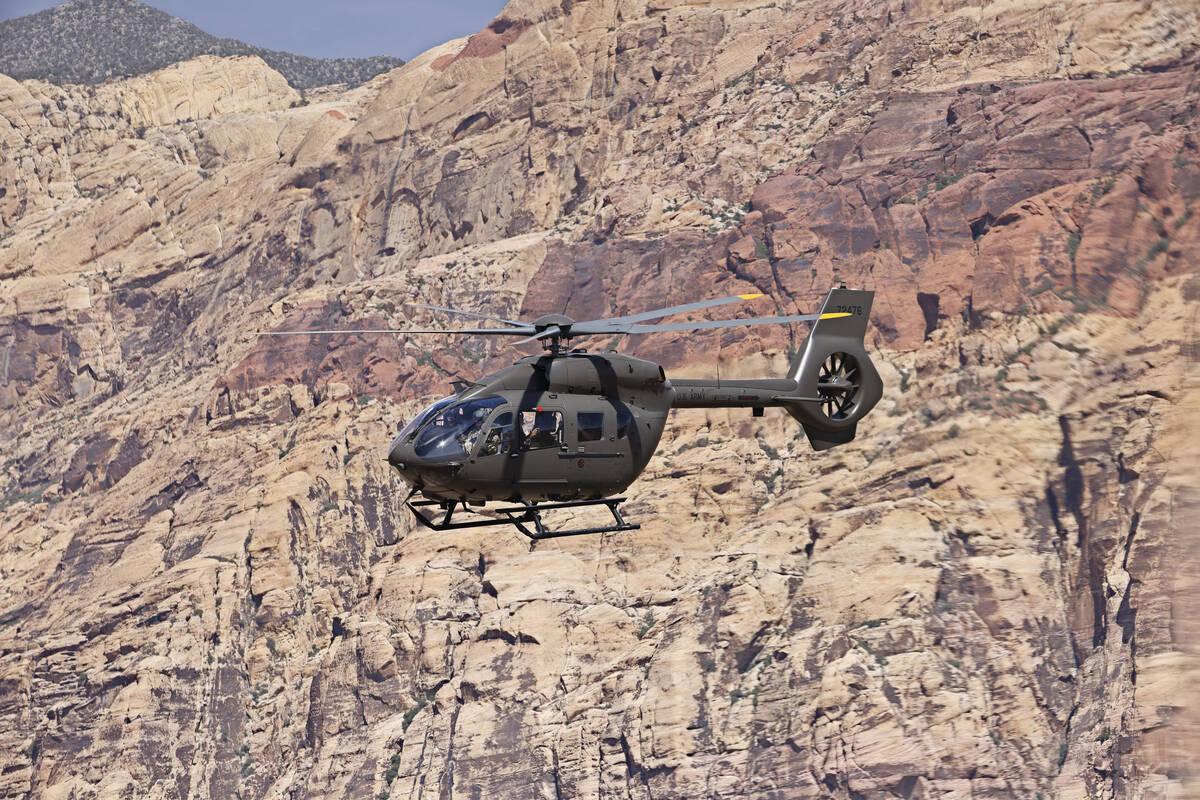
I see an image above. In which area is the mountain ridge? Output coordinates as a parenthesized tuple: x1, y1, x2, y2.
(0, 0, 405, 89)
(0, 0, 1198, 796)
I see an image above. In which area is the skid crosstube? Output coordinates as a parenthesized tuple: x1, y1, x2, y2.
(405, 494, 640, 540)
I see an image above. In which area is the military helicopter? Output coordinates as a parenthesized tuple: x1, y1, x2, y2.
(264, 286, 882, 539)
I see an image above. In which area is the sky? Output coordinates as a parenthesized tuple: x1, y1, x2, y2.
(0, 0, 508, 59)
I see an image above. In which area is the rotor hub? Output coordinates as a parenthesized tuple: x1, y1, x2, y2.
(530, 314, 576, 351)
(532, 314, 575, 330)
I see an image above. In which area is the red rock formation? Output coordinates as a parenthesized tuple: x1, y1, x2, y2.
(1, 1, 1198, 797)
(431, 17, 533, 71)
(528, 65, 1200, 357)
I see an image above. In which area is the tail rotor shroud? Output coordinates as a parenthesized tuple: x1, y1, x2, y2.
(781, 288, 883, 450)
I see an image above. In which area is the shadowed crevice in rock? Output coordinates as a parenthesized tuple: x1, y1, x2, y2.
(916, 292, 940, 340)
(1057, 415, 1107, 652)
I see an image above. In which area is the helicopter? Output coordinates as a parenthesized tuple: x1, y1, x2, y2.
(264, 286, 883, 539)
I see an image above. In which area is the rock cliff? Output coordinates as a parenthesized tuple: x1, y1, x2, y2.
(0, 1, 1198, 798)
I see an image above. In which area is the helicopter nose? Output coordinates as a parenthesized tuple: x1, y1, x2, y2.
(388, 439, 415, 471)
(388, 442, 462, 490)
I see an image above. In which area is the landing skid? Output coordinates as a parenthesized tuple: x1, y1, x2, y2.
(404, 493, 640, 540)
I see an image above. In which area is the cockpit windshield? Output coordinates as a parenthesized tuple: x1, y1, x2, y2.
(391, 395, 456, 453)
(396, 396, 455, 442)
(412, 395, 506, 460)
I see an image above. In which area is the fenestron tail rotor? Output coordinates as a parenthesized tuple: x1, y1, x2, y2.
(817, 352, 862, 421)
(258, 294, 849, 352)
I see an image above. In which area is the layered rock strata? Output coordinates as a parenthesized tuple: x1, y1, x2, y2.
(1, 0, 1198, 797)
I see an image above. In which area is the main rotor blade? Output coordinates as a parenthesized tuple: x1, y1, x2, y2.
(404, 302, 527, 327)
(512, 325, 562, 346)
(581, 293, 766, 327)
(256, 300, 846, 341)
(615, 311, 849, 334)
(260, 327, 537, 336)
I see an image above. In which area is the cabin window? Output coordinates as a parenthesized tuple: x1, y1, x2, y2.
(616, 407, 634, 439)
(519, 410, 562, 450)
(478, 412, 513, 456)
(577, 412, 604, 442)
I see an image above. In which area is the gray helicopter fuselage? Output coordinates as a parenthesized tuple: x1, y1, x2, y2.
(266, 286, 881, 536)
(385, 286, 883, 507)
(387, 352, 674, 503)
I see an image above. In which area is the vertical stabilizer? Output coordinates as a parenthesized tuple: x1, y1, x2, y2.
(785, 287, 882, 450)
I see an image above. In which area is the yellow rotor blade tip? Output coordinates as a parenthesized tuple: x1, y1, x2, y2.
(737, 293, 764, 299)
(819, 312, 852, 319)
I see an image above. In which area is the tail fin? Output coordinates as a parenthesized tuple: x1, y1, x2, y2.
(785, 287, 883, 451)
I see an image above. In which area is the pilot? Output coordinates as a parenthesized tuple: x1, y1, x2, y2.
(526, 411, 559, 449)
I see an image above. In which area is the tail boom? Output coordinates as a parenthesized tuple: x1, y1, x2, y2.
(667, 287, 883, 450)
(669, 378, 797, 409)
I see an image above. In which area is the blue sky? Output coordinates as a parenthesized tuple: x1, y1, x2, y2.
(0, 0, 507, 59)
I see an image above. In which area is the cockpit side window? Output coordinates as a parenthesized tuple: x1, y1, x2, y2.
(477, 411, 513, 457)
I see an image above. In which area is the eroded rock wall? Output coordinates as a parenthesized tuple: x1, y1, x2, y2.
(0, 1, 1197, 797)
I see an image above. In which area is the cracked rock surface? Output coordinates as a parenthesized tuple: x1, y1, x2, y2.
(1, 0, 1198, 797)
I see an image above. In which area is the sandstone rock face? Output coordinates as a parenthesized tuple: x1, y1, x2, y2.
(0, 1, 1197, 798)
(90, 54, 301, 129)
